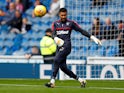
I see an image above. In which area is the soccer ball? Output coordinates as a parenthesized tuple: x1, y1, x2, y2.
(34, 5, 47, 17)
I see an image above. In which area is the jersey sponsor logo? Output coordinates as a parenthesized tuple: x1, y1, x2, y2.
(56, 30, 69, 35)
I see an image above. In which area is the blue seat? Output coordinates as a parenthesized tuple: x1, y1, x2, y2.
(40, 24, 50, 31)
(101, 40, 110, 49)
(109, 39, 119, 47)
(97, 46, 106, 56)
(106, 46, 117, 56)
(25, 8, 33, 16)
(0, 46, 3, 51)
(4, 40, 14, 48)
(5, 47, 13, 55)
(0, 33, 7, 40)
(12, 49, 26, 55)
(31, 24, 41, 32)
(21, 46, 29, 51)
(31, 17, 41, 24)
(21, 41, 30, 47)
(23, 32, 32, 39)
(22, 38, 29, 42)
(11, 45, 21, 52)
(0, 50, 5, 55)
(88, 42, 98, 56)
(89, 42, 98, 50)
(29, 40, 40, 47)
(0, 42, 4, 48)
(80, 46, 88, 57)
(6, 33, 16, 40)
(109, 39, 119, 54)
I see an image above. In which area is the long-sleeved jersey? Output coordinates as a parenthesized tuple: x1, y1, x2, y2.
(52, 19, 91, 47)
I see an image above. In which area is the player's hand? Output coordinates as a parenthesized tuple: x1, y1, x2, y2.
(90, 35, 102, 46)
(25, 54, 32, 59)
(54, 37, 64, 47)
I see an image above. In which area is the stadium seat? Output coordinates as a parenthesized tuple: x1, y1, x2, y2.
(21, 45, 29, 51)
(4, 40, 14, 48)
(12, 49, 26, 55)
(25, 8, 33, 16)
(5, 33, 16, 41)
(29, 40, 40, 47)
(88, 42, 99, 56)
(80, 46, 88, 57)
(97, 46, 106, 56)
(5, 47, 13, 55)
(0, 0, 122, 58)
(101, 40, 110, 49)
(106, 46, 118, 56)
(0, 41, 4, 48)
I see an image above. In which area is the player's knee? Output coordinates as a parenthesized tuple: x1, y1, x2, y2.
(54, 57, 61, 63)
(54, 57, 58, 63)
(60, 65, 67, 71)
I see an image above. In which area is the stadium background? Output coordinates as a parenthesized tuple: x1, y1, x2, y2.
(0, 0, 124, 80)
(0, 0, 123, 58)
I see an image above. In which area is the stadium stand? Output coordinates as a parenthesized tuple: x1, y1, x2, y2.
(0, 0, 123, 60)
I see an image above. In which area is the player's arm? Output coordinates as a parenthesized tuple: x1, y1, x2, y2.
(51, 22, 57, 38)
(72, 21, 102, 45)
(51, 22, 64, 47)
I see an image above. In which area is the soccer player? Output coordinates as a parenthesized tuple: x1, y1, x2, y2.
(45, 8, 102, 88)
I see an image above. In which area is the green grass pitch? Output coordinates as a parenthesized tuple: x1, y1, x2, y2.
(0, 79, 124, 93)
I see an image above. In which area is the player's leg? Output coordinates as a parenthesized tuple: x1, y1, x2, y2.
(60, 59, 86, 88)
(59, 58, 77, 79)
(45, 54, 60, 88)
(45, 46, 71, 88)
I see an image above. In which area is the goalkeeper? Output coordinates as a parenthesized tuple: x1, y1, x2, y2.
(45, 8, 102, 88)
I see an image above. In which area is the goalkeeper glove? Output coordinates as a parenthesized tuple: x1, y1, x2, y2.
(54, 37, 64, 47)
(90, 35, 102, 46)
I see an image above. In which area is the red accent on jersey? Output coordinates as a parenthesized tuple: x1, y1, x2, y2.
(56, 27, 72, 31)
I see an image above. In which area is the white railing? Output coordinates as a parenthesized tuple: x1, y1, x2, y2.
(0, 56, 124, 80)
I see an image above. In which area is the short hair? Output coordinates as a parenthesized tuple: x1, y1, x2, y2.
(59, 8, 67, 13)
(95, 17, 99, 21)
(119, 20, 123, 24)
(32, 46, 38, 49)
(45, 28, 52, 33)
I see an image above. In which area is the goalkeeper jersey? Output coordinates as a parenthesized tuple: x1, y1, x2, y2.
(52, 19, 91, 47)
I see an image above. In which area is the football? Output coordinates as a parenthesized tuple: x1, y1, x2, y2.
(34, 5, 47, 17)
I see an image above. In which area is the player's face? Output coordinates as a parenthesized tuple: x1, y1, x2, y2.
(59, 12, 67, 22)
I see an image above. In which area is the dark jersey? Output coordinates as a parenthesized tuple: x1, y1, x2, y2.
(52, 19, 91, 44)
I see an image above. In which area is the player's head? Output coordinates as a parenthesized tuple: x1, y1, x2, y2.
(118, 20, 124, 30)
(59, 8, 67, 22)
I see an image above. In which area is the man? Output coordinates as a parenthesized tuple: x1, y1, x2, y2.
(21, 18, 32, 34)
(45, 8, 101, 88)
(103, 17, 118, 40)
(90, 17, 103, 40)
(8, 10, 22, 33)
(117, 20, 124, 56)
(40, 28, 56, 64)
(25, 46, 41, 59)
(1, 2, 15, 25)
